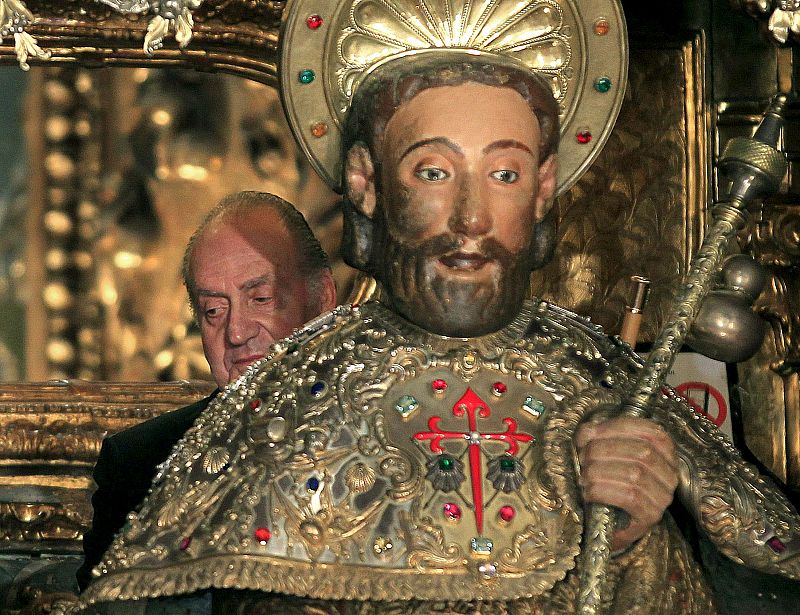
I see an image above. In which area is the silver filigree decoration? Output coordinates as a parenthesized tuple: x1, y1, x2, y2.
(97, 0, 202, 55)
(425, 454, 465, 492)
(344, 461, 377, 493)
(0, 0, 51, 70)
(202, 445, 230, 474)
(769, 1, 800, 42)
(487, 455, 527, 493)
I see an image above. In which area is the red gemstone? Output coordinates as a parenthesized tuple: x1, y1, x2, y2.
(443, 502, 462, 521)
(499, 505, 515, 522)
(576, 130, 593, 144)
(492, 382, 507, 395)
(255, 527, 272, 544)
(250, 399, 261, 410)
(306, 14, 323, 29)
(179, 536, 192, 551)
(767, 536, 786, 554)
(432, 379, 448, 392)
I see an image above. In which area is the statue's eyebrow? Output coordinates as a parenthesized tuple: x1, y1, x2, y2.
(482, 139, 534, 156)
(400, 137, 464, 161)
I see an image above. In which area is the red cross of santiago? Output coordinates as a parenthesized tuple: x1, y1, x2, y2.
(413, 387, 533, 533)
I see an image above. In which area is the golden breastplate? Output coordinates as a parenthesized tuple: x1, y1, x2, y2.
(83, 301, 643, 605)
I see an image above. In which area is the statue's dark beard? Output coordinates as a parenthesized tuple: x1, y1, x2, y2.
(377, 227, 533, 337)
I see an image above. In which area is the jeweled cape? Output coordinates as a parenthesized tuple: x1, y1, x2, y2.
(75, 301, 800, 614)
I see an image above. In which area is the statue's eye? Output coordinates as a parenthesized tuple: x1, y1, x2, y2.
(491, 170, 519, 184)
(415, 167, 449, 182)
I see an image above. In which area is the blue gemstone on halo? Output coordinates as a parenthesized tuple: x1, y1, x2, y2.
(310, 381, 326, 397)
(306, 476, 320, 492)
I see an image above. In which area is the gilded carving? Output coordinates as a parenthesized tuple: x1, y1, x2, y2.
(0, 380, 215, 552)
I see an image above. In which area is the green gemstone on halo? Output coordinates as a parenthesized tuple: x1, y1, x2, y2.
(298, 69, 315, 84)
(594, 77, 612, 93)
(394, 394, 419, 418)
(522, 395, 545, 417)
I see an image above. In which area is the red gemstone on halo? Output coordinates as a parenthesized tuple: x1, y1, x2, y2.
(443, 502, 462, 521)
(432, 379, 448, 392)
(306, 14, 323, 29)
(576, 131, 593, 144)
(179, 536, 192, 551)
(492, 382, 507, 395)
(250, 399, 261, 410)
(255, 527, 272, 544)
(499, 505, 515, 522)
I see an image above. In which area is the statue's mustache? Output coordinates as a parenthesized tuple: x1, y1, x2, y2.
(413, 233, 514, 265)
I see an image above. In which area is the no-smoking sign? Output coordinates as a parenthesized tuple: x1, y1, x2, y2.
(665, 353, 733, 440)
(674, 381, 728, 427)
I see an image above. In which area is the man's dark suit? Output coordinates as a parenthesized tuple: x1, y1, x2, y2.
(77, 392, 218, 591)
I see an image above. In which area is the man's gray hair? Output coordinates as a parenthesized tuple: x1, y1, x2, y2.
(182, 191, 331, 314)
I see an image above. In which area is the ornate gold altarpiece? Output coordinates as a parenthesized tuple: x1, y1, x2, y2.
(0, 0, 799, 612)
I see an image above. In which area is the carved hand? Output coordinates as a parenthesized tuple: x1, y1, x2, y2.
(575, 417, 679, 552)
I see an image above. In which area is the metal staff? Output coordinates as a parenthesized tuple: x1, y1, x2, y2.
(577, 94, 790, 615)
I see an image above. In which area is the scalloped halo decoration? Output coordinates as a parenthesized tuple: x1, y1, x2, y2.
(280, 0, 627, 195)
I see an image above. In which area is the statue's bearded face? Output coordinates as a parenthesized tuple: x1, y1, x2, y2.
(363, 82, 557, 337)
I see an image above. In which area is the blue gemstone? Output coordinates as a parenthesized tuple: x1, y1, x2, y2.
(306, 476, 320, 492)
(310, 381, 326, 397)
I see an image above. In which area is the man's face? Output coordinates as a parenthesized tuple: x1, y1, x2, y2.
(373, 82, 556, 337)
(191, 210, 320, 387)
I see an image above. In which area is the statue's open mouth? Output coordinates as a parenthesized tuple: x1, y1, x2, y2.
(438, 251, 491, 271)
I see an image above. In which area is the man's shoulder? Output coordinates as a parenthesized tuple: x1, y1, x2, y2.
(105, 392, 218, 463)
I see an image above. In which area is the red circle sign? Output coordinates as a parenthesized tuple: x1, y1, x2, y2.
(675, 381, 728, 427)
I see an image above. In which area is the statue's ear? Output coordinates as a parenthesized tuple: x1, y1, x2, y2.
(341, 143, 377, 272)
(529, 206, 557, 271)
(344, 143, 377, 218)
(534, 154, 557, 221)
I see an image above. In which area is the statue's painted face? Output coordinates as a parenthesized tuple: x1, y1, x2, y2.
(352, 82, 557, 337)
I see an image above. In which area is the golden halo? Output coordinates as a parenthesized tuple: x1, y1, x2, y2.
(280, 0, 627, 195)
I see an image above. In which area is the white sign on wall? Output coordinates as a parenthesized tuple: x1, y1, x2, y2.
(664, 352, 732, 441)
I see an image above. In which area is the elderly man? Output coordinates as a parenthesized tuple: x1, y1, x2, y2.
(71, 2, 800, 613)
(76, 191, 335, 590)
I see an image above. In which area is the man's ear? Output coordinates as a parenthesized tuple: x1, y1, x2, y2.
(345, 143, 377, 218)
(534, 154, 558, 221)
(316, 270, 338, 314)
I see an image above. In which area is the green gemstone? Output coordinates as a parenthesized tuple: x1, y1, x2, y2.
(298, 69, 316, 84)
(438, 456, 454, 471)
(522, 395, 545, 417)
(394, 394, 419, 417)
(594, 77, 612, 93)
(499, 456, 516, 472)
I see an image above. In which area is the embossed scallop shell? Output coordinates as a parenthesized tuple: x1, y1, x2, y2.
(157, 498, 186, 527)
(202, 446, 230, 475)
(337, 0, 571, 103)
(345, 461, 377, 493)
